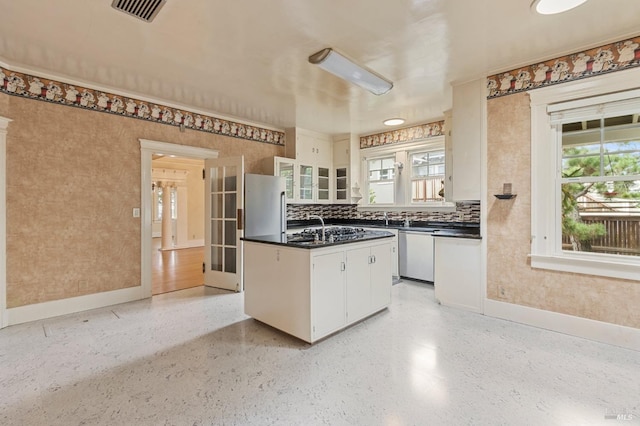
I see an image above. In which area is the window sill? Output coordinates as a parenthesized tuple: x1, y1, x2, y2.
(529, 253, 640, 281)
(357, 202, 456, 212)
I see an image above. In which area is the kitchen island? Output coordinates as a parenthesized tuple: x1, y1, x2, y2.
(243, 228, 394, 343)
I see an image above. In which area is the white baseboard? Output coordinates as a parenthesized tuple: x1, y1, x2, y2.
(6, 286, 146, 326)
(484, 298, 640, 352)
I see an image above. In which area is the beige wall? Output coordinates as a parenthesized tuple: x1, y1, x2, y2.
(4, 94, 283, 308)
(486, 92, 639, 328)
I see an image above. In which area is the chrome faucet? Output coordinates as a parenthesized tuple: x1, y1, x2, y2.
(383, 212, 389, 227)
(307, 214, 325, 242)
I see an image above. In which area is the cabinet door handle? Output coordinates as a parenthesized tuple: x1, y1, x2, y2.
(372, 255, 376, 263)
(341, 262, 346, 271)
(368, 255, 372, 264)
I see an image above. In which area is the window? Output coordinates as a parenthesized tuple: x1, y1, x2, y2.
(560, 115, 640, 256)
(155, 186, 163, 221)
(410, 150, 445, 202)
(529, 71, 640, 280)
(367, 156, 395, 204)
(360, 136, 454, 210)
(170, 189, 177, 220)
(154, 185, 178, 220)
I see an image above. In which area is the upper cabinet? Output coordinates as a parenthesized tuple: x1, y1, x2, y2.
(333, 137, 350, 204)
(270, 128, 335, 204)
(266, 129, 354, 205)
(449, 78, 485, 201)
(286, 128, 332, 167)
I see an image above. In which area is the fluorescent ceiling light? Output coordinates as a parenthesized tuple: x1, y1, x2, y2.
(383, 118, 405, 126)
(309, 48, 393, 96)
(531, 0, 588, 14)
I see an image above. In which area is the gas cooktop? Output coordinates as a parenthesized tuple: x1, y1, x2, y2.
(287, 226, 367, 244)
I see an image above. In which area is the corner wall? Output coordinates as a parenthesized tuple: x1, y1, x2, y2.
(4, 94, 283, 308)
(486, 92, 639, 328)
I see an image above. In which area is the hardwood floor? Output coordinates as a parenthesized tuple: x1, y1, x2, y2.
(152, 238, 204, 295)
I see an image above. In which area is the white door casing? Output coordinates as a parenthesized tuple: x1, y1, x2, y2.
(204, 156, 244, 292)
(139, 139, 218, 298)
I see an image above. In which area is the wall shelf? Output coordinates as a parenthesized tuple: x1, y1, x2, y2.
(494, 194, 517, 200)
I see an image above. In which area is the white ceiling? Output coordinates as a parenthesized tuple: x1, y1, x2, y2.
(1, 0, 639, 136)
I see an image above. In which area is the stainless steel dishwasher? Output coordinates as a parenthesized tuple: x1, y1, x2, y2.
(398, 230, 434, 281)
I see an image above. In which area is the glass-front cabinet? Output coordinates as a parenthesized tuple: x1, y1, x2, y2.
(317, 167, 330, 201)
(275, 157, 295, 202)
(335, 166, 348, 202)
(299, 164, 314, 201)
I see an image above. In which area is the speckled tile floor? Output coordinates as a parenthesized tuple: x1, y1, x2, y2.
(1, 281, 639, 426)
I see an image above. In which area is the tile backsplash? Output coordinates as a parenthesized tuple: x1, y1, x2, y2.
(287, 202, 480, 223)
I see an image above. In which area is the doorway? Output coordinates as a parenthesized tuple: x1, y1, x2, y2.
(151, 155, 205, 295)
(139, 139, 219, 298)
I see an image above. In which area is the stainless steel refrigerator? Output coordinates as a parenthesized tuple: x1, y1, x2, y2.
(244, 173, 287, 239)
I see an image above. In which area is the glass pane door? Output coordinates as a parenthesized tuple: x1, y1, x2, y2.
(299, 164, 313, 201)
(336, 167, 348, 200)
(318, 167, 330, 201)
(277, 160, 295, 201)
(205, 156, 244, 291)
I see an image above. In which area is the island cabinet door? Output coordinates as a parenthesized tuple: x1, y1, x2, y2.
(345, 246, 372, 324)
(370, 243, 392, 311)
(312, 251, 346, 340)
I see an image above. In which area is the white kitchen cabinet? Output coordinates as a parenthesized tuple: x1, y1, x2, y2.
(434, 236, 482, 313)
(297, 163, 330, 203)
(333, 137, 350, 204)
(266, 156, 330, 204)
(281, 128, 333, 204)
(276, 157, 295, 202)
(286, 127, 333, 167)
(360, 227, 398, 278)
(369, 243, 392, 310)
(450, 78, 484, 201)
(264, 156, 296, 202)
(244, 237, 393, 343)
(399, 231, 434, 281)
(344, 242, 391, 323)
(312, 251, 346, 338)
(345, 246, 372, 323)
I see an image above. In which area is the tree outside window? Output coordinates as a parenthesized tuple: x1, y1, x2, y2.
(560, 114, 640, 256)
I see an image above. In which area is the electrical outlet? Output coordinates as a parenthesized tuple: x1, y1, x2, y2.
(499, 286, 506, 298)
(457, 212, 464, 221)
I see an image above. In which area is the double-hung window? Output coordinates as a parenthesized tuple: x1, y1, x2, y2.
(530, 75, 640, 280)
(360, 136, 453, 209)
(559, 113, 640, 256)
(367, 156, 396, 204)
(410, 150, 445, 202)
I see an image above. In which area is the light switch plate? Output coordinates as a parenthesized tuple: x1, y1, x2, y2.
(133, 208, 140, 218)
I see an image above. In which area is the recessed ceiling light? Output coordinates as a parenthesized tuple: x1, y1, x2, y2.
(383, 118, 405, 126)
(531, 0, 588, 15)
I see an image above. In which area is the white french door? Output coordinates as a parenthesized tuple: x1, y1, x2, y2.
(204, 156, 244, 291)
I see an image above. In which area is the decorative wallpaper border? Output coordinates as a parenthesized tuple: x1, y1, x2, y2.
(487, 35, 640, 99)
(0, 65, 285, 145)
(359, 120, 445, 149)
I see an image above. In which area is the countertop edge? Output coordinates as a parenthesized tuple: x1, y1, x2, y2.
(242, 233, 395, 249)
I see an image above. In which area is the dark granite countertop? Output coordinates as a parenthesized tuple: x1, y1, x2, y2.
(242, 230, 395, 249)
(286, 219, 481, 239)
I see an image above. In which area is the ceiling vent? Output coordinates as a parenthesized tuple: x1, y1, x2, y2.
(111, 0, 167, 23)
